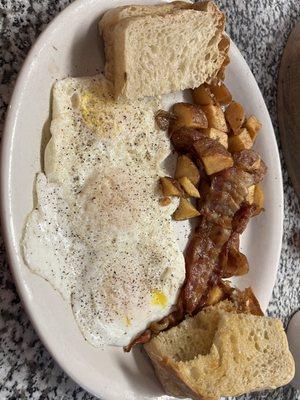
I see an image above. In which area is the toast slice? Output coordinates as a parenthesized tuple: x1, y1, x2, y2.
(110, 2, 226, 99)
(144, 302, 295, 400)
(99, 1, 190, 81)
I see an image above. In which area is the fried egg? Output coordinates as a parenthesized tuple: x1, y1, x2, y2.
(22, 74, 185, 346)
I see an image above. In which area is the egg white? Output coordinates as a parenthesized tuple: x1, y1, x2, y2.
(23, 74, 185, 346)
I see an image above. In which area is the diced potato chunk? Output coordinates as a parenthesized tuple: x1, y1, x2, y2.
(254, 184, 264, 210)
(246, 184, 264, 215)
(173, 198, 200, 221)
(160, 177, 184, 197)
(228, 128, 253, 152)
(209, 82, 232, 106)
(252, 157, 262, 171)
(178, 177, 200, 198)
(175, 155, 200, 185)
(155, 110, 172, 131)
(225, 101, 245, 133)
(171, 103, 208, 132)
(159, 197, 171, 206)
(203, 127, 228, 149)
(202, 153, 234, 175)
(206, 285, 224, 306)
(192, 84, 214, 106)
(194, 137, 233, 175)
(246, 185, 255, 204)
(171, 127, 203, 152)
(245, 115, 262, 141)
(202, 104, 228, 132)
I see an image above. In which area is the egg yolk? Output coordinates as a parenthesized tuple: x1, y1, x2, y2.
(124, 315, 132, 327)
(151, 290, 167, 307)
(80, 88, 118, 135)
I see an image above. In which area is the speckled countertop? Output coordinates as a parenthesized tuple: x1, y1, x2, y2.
(0, 0, 300, 399)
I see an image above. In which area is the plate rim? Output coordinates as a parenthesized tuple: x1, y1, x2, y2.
(0, 0, 284, 398)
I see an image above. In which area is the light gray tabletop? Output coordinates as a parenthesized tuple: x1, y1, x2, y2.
(1, 0, 300, 399)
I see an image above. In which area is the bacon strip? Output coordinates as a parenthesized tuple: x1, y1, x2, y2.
(183, 219, 230, 314)
(182, 150, 266, 315)
(219, 202, 258, 279)
(124, 330, 152, 352)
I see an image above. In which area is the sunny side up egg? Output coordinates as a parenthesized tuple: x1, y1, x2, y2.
(22, 74, 185, 346)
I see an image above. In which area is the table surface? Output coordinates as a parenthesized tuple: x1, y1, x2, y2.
(1, 0, 300, 399)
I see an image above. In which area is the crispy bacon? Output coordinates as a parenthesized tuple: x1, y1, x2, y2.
(124, 330, 152, 352)
(182, 152, 266, 315)
(204, 283, 263, 317)
(183, 219, 230, 314)
(202, 167, 253, 229)
(219, 202, 257, 278)
(220, 233, 249, 278)
(230, 287, 264, 316)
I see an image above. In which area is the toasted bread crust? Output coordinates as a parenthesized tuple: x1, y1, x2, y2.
(144, 302, 295, 399)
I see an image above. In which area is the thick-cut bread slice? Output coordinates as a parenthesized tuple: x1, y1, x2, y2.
(111, 2, 226, 99)
(99, 2, 191, 81)
(144, 302, 295, 400)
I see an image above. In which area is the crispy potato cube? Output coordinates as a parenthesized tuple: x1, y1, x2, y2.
(173, 198, 200, 221)
(206, 285, 224, 306)
(171, 127, 203, 152)
(209, 83, 232, 106)
(254, 184, 264, 209)
(252, 157, 262, 171)
(203, 127, 228, 149)
(202, 153, 233, 175)
(192, 84, 214, 106)
(202, 104, 228, 132)
(160, 177, 184, 197)
(228, 128, 253, 152)
(246, 184, 264, 215)
(159, 197, 172, 206)
(225, 101, 245, 133)
(245, 115, 262, 141)
(194, 137, 233, 175)
(246, 185, 256, 204)
(171, 103, 208, 132)
(155, 110, 172, 131)
(175, 155, 200, 185)
(178, 177, 200, 198)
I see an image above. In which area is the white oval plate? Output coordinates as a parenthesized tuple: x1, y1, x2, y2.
(1, 0, 283, 399)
